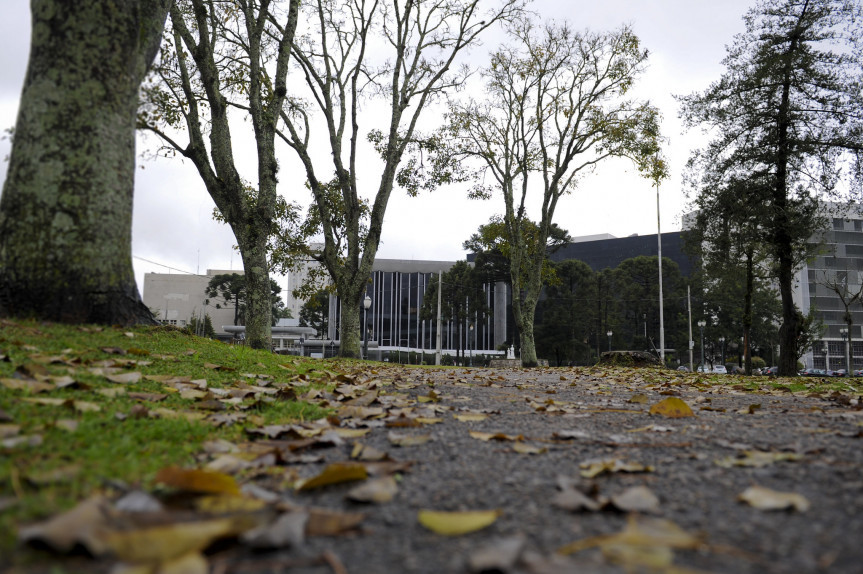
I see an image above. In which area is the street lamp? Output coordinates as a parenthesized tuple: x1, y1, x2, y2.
(469, 323, 474, 366)
(363, 294, 371, 360)
(841, 328, 850, 375)
(719, 336, 725, 366)
(607, 330, 613, 352)
(697, 320, 706, 372)
(823, 343, 829, 372)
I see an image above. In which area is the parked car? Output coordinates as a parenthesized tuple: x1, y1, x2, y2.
(712, 365, 728, 374)
(677, 366, 690, 372)
(763, 366, 778, 376)
(854, 370, 863, 377)
(833, 369, 847, 377)
(800, 368, 826, 376)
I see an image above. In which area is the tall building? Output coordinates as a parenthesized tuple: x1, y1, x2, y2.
(797, 205, 863, 370)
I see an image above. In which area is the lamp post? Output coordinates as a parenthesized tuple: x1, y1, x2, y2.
(469, 323, 474, 366)
(719, 336, 725, 366)
(363, 294, 371, 360)
(841, 328, 850, 375)
(823, 343, 829, 372)
(607, 330, 613, 352)
(697, 320, 706, 372)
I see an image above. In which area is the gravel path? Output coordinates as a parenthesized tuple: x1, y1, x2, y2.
(210, 366, 863, 574)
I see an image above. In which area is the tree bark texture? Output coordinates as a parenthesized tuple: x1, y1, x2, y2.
(0, 0, 170, 325)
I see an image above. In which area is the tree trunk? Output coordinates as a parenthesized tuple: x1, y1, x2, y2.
(238, 235, 272, 350)
(0, 0, 169, 325)
(744, 249, 754, 375)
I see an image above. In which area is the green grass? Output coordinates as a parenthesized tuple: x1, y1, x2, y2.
(0, 319, 333, 555)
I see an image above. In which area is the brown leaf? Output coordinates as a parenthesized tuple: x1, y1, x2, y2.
(580, 459, 654, 479)
(128, 392, 168, 402)
(105, 372, 143, 385)
(305, 508, 365, 536)
(19, 495, 113, 554)
(1, 377, 55, 393)
(469, 431, 524, 442)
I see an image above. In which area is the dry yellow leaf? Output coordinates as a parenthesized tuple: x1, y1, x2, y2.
(454, 413, 489, 422)
(418, 509, 502, 536)
(346, 476, 399, 503)
(155, 467, 240, 496)
(295, 462, 368, 491)
(512, 442, 547, 455)
(738, 486, 810, 512)
(648, 397, 694, 418)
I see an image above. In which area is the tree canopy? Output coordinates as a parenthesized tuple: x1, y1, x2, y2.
(205, 273, 290, 327)
(680, 0, 863, 375)
(441, 20, 665, 366)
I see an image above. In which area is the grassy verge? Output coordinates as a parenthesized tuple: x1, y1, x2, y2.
(0, 319, 333, 554)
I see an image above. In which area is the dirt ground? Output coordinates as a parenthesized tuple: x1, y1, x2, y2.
(12, 365, 863, 574)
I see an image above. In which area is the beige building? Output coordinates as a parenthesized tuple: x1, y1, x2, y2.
(142, 269, 239, 336)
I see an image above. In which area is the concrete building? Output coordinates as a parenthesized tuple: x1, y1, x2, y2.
(797, 205, 863, 370)
(142, 269, 237, 335)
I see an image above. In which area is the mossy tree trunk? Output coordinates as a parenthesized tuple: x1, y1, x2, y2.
(0, 0, 170, 325)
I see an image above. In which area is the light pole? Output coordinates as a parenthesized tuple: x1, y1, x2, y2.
(739, 336, 744, 368)
(469, 323, 474, 366)
(607, 330, 613, 352)
(719, 336, 725, 366)
(362, 294, 371, 360)
(697, 320, 706, 371)
(823, 343, 829, 372)
(841, 328, 850, 375)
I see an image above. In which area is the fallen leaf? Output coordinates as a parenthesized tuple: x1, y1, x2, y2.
(418, 509, 502, 536)
(0, 424, 21, 438)
(0, 378, 55, 393)
(468, 535, 526, 573)
(387, 431, 432, 447)
(346, 476, 398, 503)
(469, 431, 524, 442)
(105, 372, 143, 385)
(155, 467, 241, 496)
(241, 511, 308, 549)
(296, 462, 368, 491)
(629, 393, 649, 404)
(738, 486, 810, 512)
(715, 450, 803, 468)
(305, 508, 365, 536)
(610, 486, 660, 514)
(512, 442, 547, 455)
(558, 515, 702, 571)
(19, 495, 112, 554)
(552, 486, 602, 512)
(648, 397, 694, 418)
(454, 413, 489, 422)
(580, 459, 654, 479)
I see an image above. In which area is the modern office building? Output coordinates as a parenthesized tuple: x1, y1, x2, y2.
(142, 269, 237, 333)
(797, 205, 863, 370)
(327, 259, 509, 357)
(549, 231, 694, 276)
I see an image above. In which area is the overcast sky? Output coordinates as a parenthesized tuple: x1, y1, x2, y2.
(0, 0, 755, 296)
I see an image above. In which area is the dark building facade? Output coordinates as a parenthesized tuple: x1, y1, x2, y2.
(549, 231, 694, 276)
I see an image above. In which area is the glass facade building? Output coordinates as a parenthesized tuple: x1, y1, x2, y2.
(328, 259, 509, 355)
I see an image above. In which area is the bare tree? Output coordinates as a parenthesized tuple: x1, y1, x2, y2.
(443, 21, 665, 366)
(816, 267, 863, 373)
(139, 0, 300, 349)
(272, 0, 525, 358)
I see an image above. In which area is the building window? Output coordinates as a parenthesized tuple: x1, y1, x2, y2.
(833, 218, 845, 231)
(161, 319, 178, 326)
